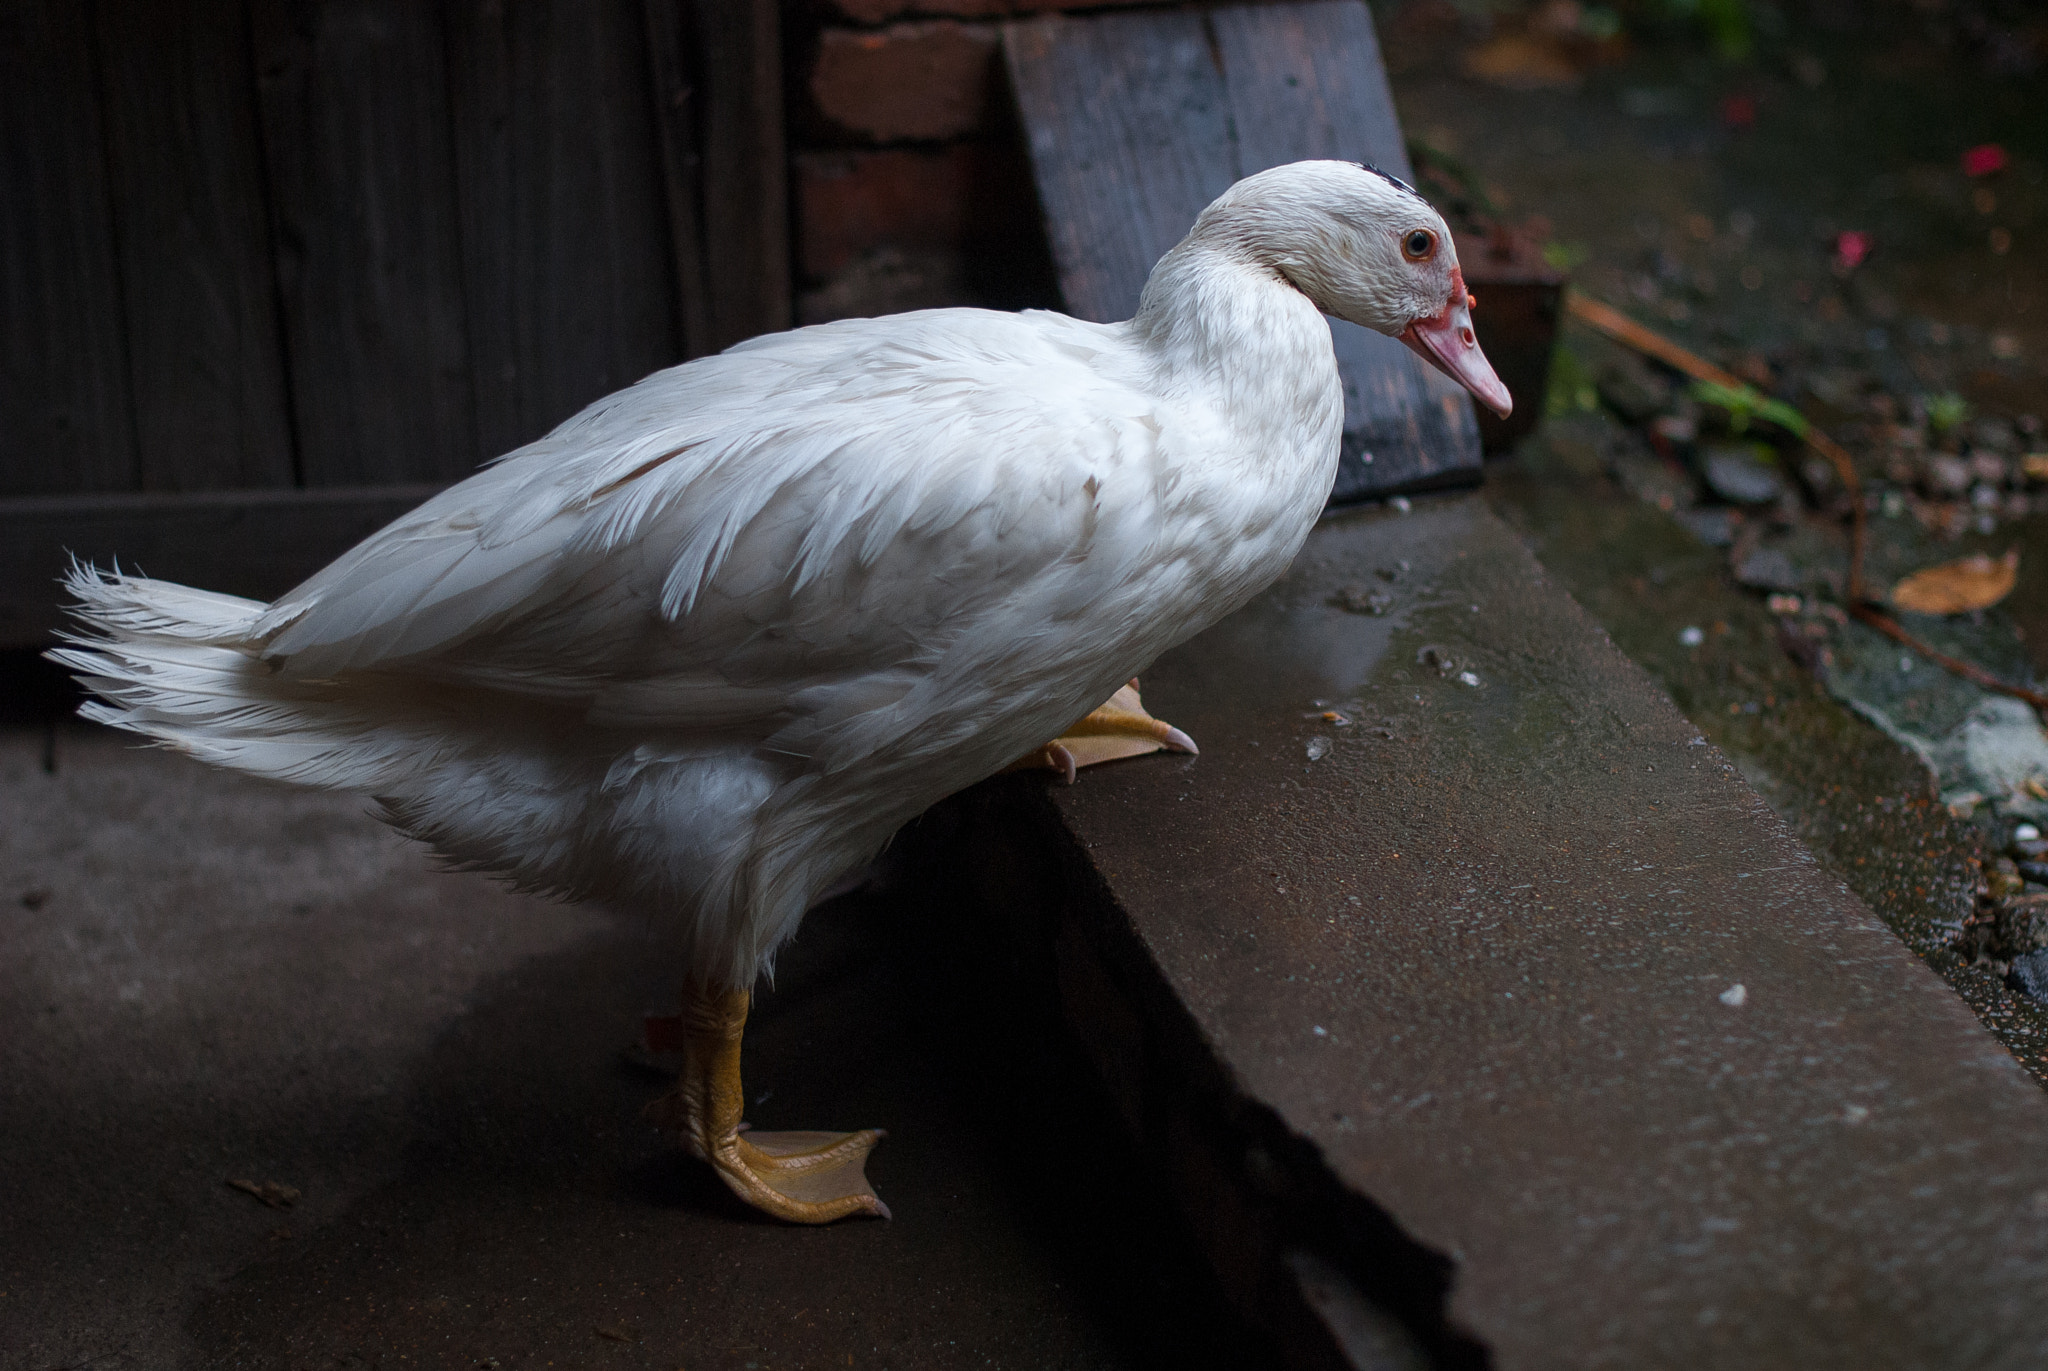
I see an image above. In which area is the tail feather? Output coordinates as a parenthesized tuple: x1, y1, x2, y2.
(57, 560, 266, 644)
(49, 564, 414, 792)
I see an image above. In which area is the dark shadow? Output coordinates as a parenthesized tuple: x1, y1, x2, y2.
(185, 834, 1274, 1370)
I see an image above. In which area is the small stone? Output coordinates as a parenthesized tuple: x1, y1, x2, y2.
(1596, 358, 1673, 423)
(1718, 983, 1748, 1007)
(2017, 861, 2048, 886)
(1701, 444, 1783, 505)
(1456, 670, 1482, 688)
(1306, 736, 1332, 762)
(1970, 417, 2017, 454)
(1679, 625, 1706, 647)
(2014, 822, 2043, 843)
(2007, 950, 2048, 1002)
(1732, 544, 1802, 592)
(1924, 454, 1972, 497)
(1652, 412, 1698, 443)
(1675, 507, 1735, 547)
(1331, 584, 1394, 615)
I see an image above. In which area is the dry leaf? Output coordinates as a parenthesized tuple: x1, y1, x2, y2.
(1461, 34, 1582, 89)
(227, 1178, 300, 1209)
(1890, 548, 2019, 615)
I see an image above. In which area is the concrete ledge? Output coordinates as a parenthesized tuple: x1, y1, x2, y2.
(950, 492, 2048, 1369)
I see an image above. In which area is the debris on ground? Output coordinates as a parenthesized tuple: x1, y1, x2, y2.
(226, 1179, 300, 1210)
(1891, 550, 2020, 615)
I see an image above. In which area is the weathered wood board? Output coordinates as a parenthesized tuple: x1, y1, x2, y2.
(95, 0, 297, 492)
(684, 0, 791, 356)
(250, 0, 479, 487)
(0, 0, 137, 496)
(446, 0, 683, 461)
(1005, 0, 1482, 501)
(3, 0, 785, 645)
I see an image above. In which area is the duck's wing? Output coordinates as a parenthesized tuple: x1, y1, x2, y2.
(252, 311, 1182, 745)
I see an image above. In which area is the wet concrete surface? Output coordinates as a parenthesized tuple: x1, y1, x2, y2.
(1046, 493, 2048, 1368)
(1379, 2, 2048, 1078)
(1487, 420, 2048, 1078)
(0, 727, 1266, 1371)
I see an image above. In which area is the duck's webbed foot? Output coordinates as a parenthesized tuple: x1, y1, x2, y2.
(1006, 679, 1198, 784)
(644, 986, 889, 1224)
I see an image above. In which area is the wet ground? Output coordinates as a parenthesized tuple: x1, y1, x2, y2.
(0, 727, 1267, 1371)
(1379, 0, 2048, 1075)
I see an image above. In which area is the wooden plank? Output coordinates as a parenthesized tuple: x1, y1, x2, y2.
(1210, 0, 1481, 499)
(1208, 0, 1412, 180)
(93, 0, 296, 492)
(0, 0, 137, 495)
(250, 0, 478, 487)
(694, 0, 790, 353)
(641, 0, 714, 360)
(446, 0, 683, 459)
(0, 485, 447, 649)
(1004, 1, 1481, 499)
(1003, 10, 1236, 325)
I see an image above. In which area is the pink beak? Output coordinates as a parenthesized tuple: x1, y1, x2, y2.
(1399, 272, 1513, 419)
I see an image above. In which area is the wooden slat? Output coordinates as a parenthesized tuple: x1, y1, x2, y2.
(446, 0, 682, 460)
(93, 0, 296, 493)
(0, 485, 446, 649)
(1208, 0, 1412, 180)
(0, 0, 137, 495)
(1004, 1, 1481, 500)
(1210, 0, 1481, 501)
(1003, 9, 1235, 325)
(641, 0, 714, 360)
(250, 0, 478, 487)
(694, 0, 790, 352)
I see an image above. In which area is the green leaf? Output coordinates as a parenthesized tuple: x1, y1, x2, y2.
(1688, 379, 1810, 439)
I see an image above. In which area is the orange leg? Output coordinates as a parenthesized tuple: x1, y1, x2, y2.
(646, 986, 888, 1224)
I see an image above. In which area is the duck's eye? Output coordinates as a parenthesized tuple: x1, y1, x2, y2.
(1402, 229, 1438, 262)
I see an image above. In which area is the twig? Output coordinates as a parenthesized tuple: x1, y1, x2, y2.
(1564, 292, 1748, 390)
(1850, 604, 2048, 710)
(1563, 289, 2038, 711)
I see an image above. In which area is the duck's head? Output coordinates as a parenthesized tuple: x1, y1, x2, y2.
(1206, 160, 1513, 418)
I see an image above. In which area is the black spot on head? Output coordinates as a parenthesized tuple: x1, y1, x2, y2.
(1356, 162, 1423, 201)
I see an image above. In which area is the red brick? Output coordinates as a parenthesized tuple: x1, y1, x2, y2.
(825, 0, 1154, 24)
(809, 22, 1000, 142)
(794, 147, 979, 281)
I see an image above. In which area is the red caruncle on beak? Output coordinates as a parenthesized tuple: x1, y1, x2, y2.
(1399, 267, 1513, 419)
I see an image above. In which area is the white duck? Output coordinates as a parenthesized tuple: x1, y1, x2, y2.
(55, 160, 1509, 1225)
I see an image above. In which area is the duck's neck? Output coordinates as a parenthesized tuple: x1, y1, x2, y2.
(1127, 238, 1341, 448)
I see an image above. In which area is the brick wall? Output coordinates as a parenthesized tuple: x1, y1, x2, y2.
(788, 0, 1158, 324)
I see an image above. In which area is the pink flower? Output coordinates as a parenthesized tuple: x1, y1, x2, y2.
(1962, 144, 2008, 177)
(1833, 231, 1872, 271)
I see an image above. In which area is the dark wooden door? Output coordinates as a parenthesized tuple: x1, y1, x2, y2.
(0, 0, 785, 647)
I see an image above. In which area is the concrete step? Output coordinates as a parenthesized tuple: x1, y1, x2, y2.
(947, 491, 2048, 1370)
